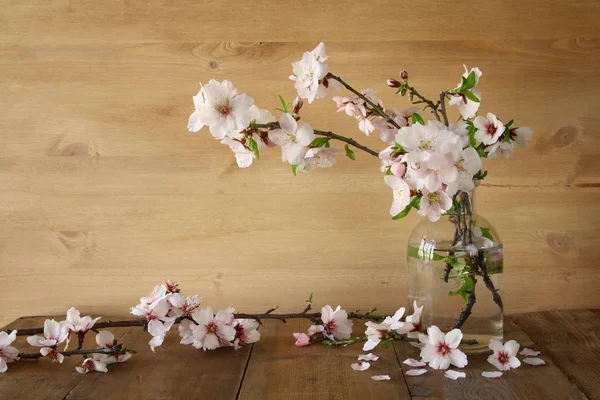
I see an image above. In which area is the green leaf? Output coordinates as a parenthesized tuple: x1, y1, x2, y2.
(320, 340, 333, 345)
(465, 71, 477, 90)
(446, 256, 466, 272)
(310, 137, 331, 148)
(474, 170, 488, 181)
(475, 144, 488, 158)
(344, 144, 355, 160)
(291, 164, 298, 176)
(393, 196, 420, 220)
(463, 91, 480, 103)
(463, 276, 474, 292)
(385, 166, 393, 175)
(411, 112, 424, 125)
(277, 95, 289, 113)
(246, 137, 260, 160)
(504, 119, 514, 130)
(480, 227, 494, 241)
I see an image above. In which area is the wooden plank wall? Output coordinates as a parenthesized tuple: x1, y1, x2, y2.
(1, 0, 599, 326)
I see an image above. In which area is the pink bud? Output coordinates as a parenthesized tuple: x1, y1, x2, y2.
(293, 96, 303, 114)
(400, 70, 408, 80)
(387, 78, 401, 88)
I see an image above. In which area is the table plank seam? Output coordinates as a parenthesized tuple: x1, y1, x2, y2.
(392, 339, 414, 399)
(236, 342, 256, 400)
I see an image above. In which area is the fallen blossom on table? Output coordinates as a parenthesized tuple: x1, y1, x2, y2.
(405, 368, 428, 376)
(0, 330, 19, 373)
(487, 339, 521, 371)
(76, 358, 108, 374)
(351, 361, 371, 371)
(371, 375, 391, 381)
(482, 371, 503, 379)
(520, 348, 541, 357)
(444, 370, 467, 380)
(419, 326, 468, 370)
(358, 353, 379, 362)
(403, 358, 426, 367)
(522, 357, 546, 366)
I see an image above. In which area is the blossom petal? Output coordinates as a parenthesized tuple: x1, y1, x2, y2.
(520, 348, 541, 357)
(351, 362, 370, 371)
(522, 357, 545, 366)
(96, 331, 115, 348)
(358, 353, 379, 362)
(482, 371, 503, 379)
(448, 349, 468, 368)
(504, 340, 520, 357)
(403, 358, 426, 367)
(371, 375, 391, 381)
(0, 358, 7, 373)
(445, 329, 463, 349)
(444, 370, 466, 380)
(405, 368, 428, 376)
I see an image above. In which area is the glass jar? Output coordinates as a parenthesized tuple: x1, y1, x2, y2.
(406, 190, 503, 353)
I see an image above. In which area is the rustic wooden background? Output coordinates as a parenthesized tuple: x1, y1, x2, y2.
(1, 0, 599, 327)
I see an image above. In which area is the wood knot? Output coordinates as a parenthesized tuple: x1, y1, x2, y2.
(51, 231, 96, 260)
(534, 125, 579, 154)
(545, 232, 575, 254)
(208, 59, 220, 70)
(47, 134, 100, 157)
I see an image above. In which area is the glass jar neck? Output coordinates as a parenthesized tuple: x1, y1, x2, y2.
(448, 190, 476, 216)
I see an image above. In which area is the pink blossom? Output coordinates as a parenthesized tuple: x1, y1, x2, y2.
(27, 320, 69, 349)
(448, 66, 483, 119)
(233, 319, 261, 350)
(289, 43, 331, 103)
(384, 175, 411, 217)
(93, 331, 132, 364)
(418, 188, 453, 222)
(180, 307, 236, 351)
(292, 332, 312, 347)
(510, 126, 533, 148)
(268, 113, 315, 165)
(65, 307, 101, 350)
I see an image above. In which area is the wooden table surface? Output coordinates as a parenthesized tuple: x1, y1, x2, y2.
(1, 310, 598, 400)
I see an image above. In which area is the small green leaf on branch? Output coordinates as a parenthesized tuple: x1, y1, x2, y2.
(292, 164, 299, 176)
(411, 112, 425, 125)
(344, 144, 355, 160)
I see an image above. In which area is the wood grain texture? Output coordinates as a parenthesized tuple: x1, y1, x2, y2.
(1, 1, 600, 326)
(394, 318, 587, 400)
(237, 319, 411, 399)
(511, 310, 600, 400)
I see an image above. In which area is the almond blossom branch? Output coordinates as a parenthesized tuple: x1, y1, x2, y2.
(439, 91, 450, 126)
(249, 122, 379, 157)
(404, 84, 441, 122)
(325, 73, 402, 129)
(321, 333, 478, 347)
(18, 347, 119, 360)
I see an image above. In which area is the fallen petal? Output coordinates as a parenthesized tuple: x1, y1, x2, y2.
(358, 353, 379, 362)
(482, 371, 503, 379)
(403, 358, 426, 367)
(522, 357, 546, 366)
(405, 368, 428, 376)
(444, 370, 466, 380)
(351, 362, 371, 371)
(371, 375, 391, 381)
(520, 348, 541, 357)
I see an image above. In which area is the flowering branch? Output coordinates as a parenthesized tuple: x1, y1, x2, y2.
(321, 334, 479, 347)
(249, 122, 379, 157)
(18, 347, 120, 360)
(325, 73, 402, 129)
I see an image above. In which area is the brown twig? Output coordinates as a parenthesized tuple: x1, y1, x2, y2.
(250, 122, 379, 157)
(18, 347, 118, 360)
(325, 73, 402, 129)
(479, 262, 504, 312)
(439, 91, 449, 126)
(404, 84, 441, 122)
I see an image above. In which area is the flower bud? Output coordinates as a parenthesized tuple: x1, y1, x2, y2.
(387, 78, 401, 88)
(293, 96, 303, 114)
(400, 88, 407, 96)
(400, 70, 408, 81)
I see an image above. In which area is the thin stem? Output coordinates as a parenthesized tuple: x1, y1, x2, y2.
(479, 262, 504, 312)
(404, 84, 441, 122)
(439, 91, 449, 126)
(326, 73, 401, 129)
(314, 130, 379, 157)
(18, 347, 117, 360)
(250, 122, 379, 158)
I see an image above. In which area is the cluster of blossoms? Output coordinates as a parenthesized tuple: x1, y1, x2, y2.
(1, 282, 546, 379)
(187, 42, 533, 223)
(130, 281, 260, 352)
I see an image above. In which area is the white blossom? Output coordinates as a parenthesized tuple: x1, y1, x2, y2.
(321, 305, 353, 340)
(418, 188, 453, 222)
(179, 307, 236, 351)
(445, 147, 482, 196)
(76, 358, 108, 374)
(268, 113, 315, 165)
(384, 175, 411, 217)
(289, 43, 331, 103)
(488, 140, 514, 160)
(511, 126, 533, 148)
(419, 326, 468, 370)
(65, 307, 101, 350)
(0, 331, 19, 373)
(93, 331, 132, 364)
(474, 112, 504, 145)
(487, 339, 521, 371)
(448, 66, 483, 119)
(233, 319, 260, 350)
